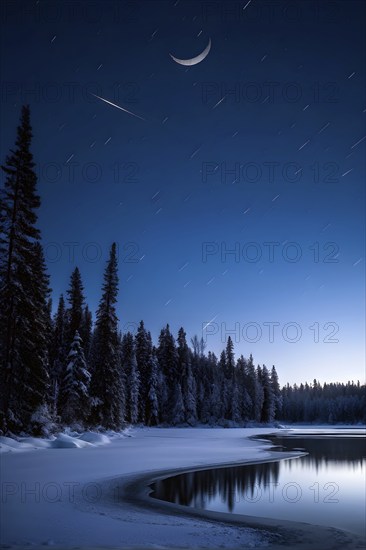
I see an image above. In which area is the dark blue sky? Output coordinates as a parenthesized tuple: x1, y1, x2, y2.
(1, 0, 365, 384)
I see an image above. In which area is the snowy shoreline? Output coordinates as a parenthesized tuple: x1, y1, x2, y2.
(1, 427, 365, 549)
(118, 453, 365, 550)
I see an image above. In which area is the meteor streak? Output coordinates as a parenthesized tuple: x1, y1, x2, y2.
(90, 93, 146, 121)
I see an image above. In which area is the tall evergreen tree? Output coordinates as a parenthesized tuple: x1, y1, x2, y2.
(236, 356, 252, 422)
(270, 365, 282, 419)
(171, 383, 185, 425)
(89, 243, 123, 429)
(146, 351, 160, 425)
(120, 332, 134, 422)
(157, 324, 178, 421)
(65, 267, 85, 347)
(259, 365, 275, 423)
(80, 305, 92, 360)
(49, 294, 67, 413)
(218, 349, 227, 375)
(218, 350, 230, 419)
(0, 106, 50, 434)
(128, 347, 140, 424)
(238, 356, 255, 422)
(244, 354, 258, 420)
(177, 327, 197, 424)
(210, 376, 223, 422)
(177, 327, 189, 382)
(135, 320, 153, 422)
(231, 380, 242, 423)
(58, 331, 91, 426)
(29, 242, 52, 431)
(253, 365, 264, 422)
(225, 336, 235, 379)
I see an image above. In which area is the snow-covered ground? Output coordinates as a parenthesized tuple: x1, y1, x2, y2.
(0, 427, 364, 549)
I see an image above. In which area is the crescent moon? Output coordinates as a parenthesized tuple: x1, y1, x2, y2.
(170, 38, 211, 66)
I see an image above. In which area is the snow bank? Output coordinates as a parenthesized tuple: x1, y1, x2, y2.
(0, 436, 36, 451)
(51, 434, 92, 449)
(78, 432, 111, 445)
(0, 430, 114, 453)
(16, 437, 53, 448)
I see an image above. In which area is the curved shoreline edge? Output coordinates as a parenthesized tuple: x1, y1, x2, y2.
(115, 452, 366, 550)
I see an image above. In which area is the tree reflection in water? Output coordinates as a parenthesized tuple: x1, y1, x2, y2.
(152, 461, 280, 512)
(151, 435, 365, 512)
(263, 435, 366, 470)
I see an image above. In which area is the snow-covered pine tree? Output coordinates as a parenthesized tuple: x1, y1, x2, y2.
(177, 327, 197, 424)
(65, 267, 85, 348)
(177, 328, 188, 380)
(231, 381, 242, 423)
(120, 331, 134, 421)
(225, 336, 235, 379)
(146, 351, 159, 425)
(49, 294, 67, 415)
(45, 297, 53, 374)
(254, 365, 265, 422)
(259, 365, 275, 423)
(0, 106, 50, 434)
(219, 350, 231, 420)
(80, 305, 93, 360)
(171, 383, 185, 425)
(202, 385, 213, 422)
(219, 338, 236, 421)
(29, 242, 52, 433)
(270, 365, 282, 419)
(204, 351, 220, 423)
(89, 243, 124, 429)
(210, 378, 223, 422)
(116, 330, 126, 424)
(58, 331, 91, 427)
(157, 324, 179, 422)
(184, 365, 197, 425)
(244, 354, 257, 421)
(236, 355, 252, 422)
(129, 347, 140, 424)
(154, 348, 168, 424)
(135, 320, 153, 422)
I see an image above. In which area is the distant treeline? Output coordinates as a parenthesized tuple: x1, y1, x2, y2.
(281, 380, 365, 424)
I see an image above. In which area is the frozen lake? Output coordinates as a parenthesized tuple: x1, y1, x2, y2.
(151, 429, 366, 537)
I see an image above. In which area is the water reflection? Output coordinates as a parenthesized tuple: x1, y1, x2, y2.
(152, 461, 280, 512)
(151, 432, 366, 536)
(262, 435, 366, 470)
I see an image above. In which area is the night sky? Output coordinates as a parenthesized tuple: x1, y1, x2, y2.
(1, 0, 365, 385)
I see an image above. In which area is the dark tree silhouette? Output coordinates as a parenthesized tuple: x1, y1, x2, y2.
(0, 106, 50, 434)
